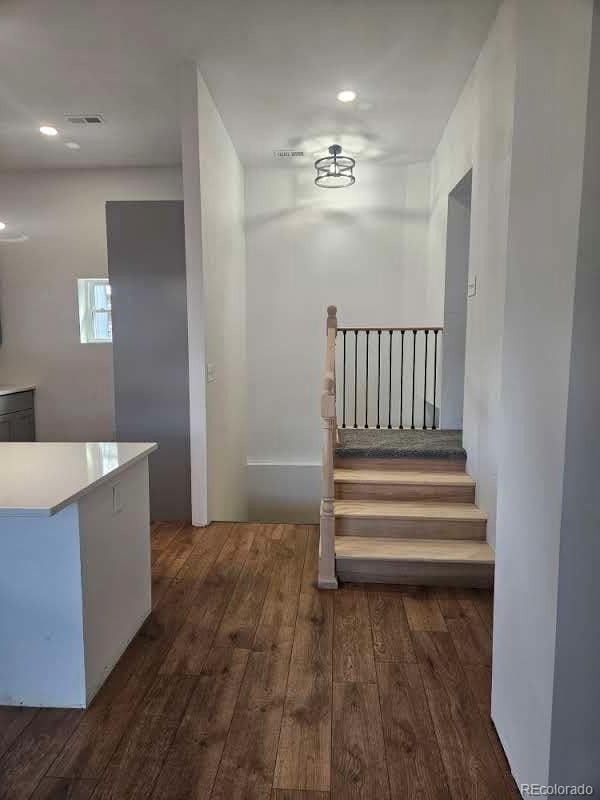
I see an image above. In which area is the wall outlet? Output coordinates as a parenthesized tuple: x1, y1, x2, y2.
(112, 484, 123, 513)
(468, 275, 477, 297)
(207, 363, 217, 383)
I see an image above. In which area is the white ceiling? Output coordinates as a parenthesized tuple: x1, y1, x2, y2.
(0, 0, 500, 170)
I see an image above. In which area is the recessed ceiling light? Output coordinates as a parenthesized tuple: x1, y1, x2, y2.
(40, 125, 58, 136)
(337, 90, 357, 103)
(0, 221, 6, 231)
(65, 141, 81, 150)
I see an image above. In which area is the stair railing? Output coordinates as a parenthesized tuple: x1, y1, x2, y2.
(337, 325, 444, 430)
(318, 307, 444, 589)
(318, 305, 339, 589)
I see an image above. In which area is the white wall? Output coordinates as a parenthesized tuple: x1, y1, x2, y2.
(246, 161, 430, 521)
(427, 0, 517, 546)
(493, 0, 593, 788)
(181, 65, 247, 524)
(0, 167, 182, 441)
(428, 1, 598, 788)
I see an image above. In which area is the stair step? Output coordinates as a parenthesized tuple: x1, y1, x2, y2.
(334, 468, 475, 502)
(336, 536, 494, 563)
(334, 500, 487, 540)
(335, 469, 475, 485)
(336, 456, 466, 473)
(335, 536, 494, 587)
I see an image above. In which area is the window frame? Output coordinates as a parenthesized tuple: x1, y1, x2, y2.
(77, 277, 112, 344)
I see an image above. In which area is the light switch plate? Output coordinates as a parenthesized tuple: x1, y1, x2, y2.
(207, 363, 217, 383)
(468, 275, 477, 297)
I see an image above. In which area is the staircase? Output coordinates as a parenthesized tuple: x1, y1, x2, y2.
(332, 433, 494, 587)
(317, 305, 494, 589)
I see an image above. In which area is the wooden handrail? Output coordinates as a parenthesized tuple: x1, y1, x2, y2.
(338, 325, 443, 332)
(319, 305, 338, 589)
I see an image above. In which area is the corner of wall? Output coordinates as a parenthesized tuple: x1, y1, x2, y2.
(180, 62, 209, 526)
(181, 62, 248, 524)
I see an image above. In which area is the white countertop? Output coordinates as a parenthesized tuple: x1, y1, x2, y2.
(0, 384, 36, 396)
(0, 442, 157, 517)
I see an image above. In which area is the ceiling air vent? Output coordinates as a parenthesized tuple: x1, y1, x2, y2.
(273, 149, 304, 159)
(65, 114, 105, 125)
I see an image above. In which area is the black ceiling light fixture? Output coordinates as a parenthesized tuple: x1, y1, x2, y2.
(314, 143, 356, 188)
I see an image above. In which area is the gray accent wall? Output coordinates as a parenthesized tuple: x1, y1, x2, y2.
(441, 170, 471, 430)
(106, 200, 191, 520)
(549, 0, 600, 786)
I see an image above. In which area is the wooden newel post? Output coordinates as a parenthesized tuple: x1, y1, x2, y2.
(319, 305, 339, 589)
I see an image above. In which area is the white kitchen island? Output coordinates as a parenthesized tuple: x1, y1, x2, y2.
(0, 441, 157, 708)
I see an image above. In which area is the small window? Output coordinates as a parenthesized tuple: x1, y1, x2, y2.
(78, 278, 112, 343)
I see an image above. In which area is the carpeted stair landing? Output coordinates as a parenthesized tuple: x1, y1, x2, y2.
(336, 428, 466, 460)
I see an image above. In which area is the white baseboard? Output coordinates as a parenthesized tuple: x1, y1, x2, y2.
(247, 461, 320, 523)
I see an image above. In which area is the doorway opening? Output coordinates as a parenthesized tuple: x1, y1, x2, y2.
(441, 169, 472, 429)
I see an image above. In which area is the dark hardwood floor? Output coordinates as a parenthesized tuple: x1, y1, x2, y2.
(0, 522, 519, 799)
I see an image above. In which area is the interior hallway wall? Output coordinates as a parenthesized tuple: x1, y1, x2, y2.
(426, 0, 517, 546)
(246, 161, 430, 521)
(181, 65, 247, 524)
(493, 0, 594, 788)
(0, 167, 182, 441)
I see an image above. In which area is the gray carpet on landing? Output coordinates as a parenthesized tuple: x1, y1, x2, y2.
(336, 428, 465, 459)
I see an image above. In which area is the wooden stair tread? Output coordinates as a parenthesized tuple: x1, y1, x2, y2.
(334, 499, 487, 521)
(334, 468, 475, 486)
(335, 536, 494, 565)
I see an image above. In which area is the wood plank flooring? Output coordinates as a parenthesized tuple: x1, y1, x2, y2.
(0, 522, 519, 800)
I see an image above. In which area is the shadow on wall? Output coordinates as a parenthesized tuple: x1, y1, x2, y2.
(248, 462, 320, 524)
(245, 164, 430, 232)
(245, 157, 432, 524)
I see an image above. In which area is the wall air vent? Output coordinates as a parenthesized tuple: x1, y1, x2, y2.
(273, 149, 304, 159)
(65, 114, 105, 125)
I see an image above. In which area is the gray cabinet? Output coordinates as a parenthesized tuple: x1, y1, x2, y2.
(0, 417, 11, 441)
(12, 410, 35, 441)
(0, 392, 36, 441)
